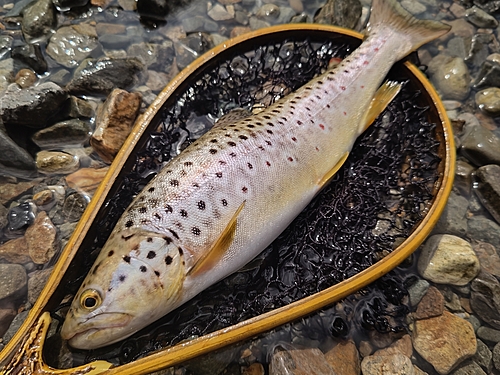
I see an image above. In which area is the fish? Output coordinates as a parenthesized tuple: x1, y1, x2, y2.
(61, 0, 450, 350)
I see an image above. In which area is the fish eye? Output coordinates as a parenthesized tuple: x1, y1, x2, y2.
(79, 289, 102, 310)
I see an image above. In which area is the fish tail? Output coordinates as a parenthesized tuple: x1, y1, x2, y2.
(368, 0, 450, 52)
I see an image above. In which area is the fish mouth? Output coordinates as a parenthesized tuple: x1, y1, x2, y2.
(62, 312, 133, 349)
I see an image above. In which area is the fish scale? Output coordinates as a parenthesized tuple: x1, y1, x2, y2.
(61, 0, 450, 350)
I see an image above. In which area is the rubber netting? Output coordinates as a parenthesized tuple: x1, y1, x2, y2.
(64, 37, 441, 365)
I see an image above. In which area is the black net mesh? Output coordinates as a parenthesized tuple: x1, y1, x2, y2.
(59, 37, 441, 366)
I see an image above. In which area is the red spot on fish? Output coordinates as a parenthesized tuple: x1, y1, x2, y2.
(343, 111, 347, 116)
(315, 147, 320, 152)
(363, 61, 369, 65)
(340, 86, 346, 91)
(319, 124, 325, 130)
(288, 157, 293, 162)
(361, 85, 365, 89)
(374, 47, 379, 52)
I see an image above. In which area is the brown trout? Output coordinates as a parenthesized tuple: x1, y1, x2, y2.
(61, 0, 449, 349)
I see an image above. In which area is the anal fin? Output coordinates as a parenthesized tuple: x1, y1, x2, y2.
(361, 81, 402, 132)
(317, 152, 349, 189)
(187, 201, 246, 277)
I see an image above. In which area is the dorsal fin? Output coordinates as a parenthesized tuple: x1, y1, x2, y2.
(187, 201, 246, 277)
(214, 108, 253, 128)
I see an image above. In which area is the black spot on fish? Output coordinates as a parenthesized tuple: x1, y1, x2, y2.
(148, 187, 155, 192)
(210, 139, 218, 143)
(180, 209, 188, 217)
(147, 251, 156, 259)
(140, 266, 147, 273)
(192, 227, 201, 235)
(198, 201, 206, 210)
(247, 163, 253, 169)
(92, 263, 100, 274)
(318, 80, 324, 85)
(165, 204, 173, 213)
(108, 250, 114, 257)
(288, 157, 294, 162)
(230, 152, 236, 157)
(122, 234, 134, 241)
(108, 287, 113, 292)
(222, 199, 228, 206)
(239, 135, 247, 140)
(247, 124, 255, 128)
(242, 186, 248, 193)
(263, 115, 271, 119)
(292, 137, 297, 142)
(139, 207, 147, 213)
(326, 104, 331, 108)
(163, 236, 172, 244)
(123, 255, 131, 263)
(168, 229, 179, 239)
(266, 161, 271, 166)
(184, 161, 192, 166)
(210, 149, 217, 154)
(216, 172, 223, 178)
(297, 120, 303, 125)
(147, 237, 153, 242)
(119, 275, 126, 282)
(266, 141, 272, 146)
(170, 179, 179, 187)
(219, 160, 226, 165)
(125, 220, 134, 228)
(165, 256, 173, 265)
(228, 141, 236, 147)
(266, 122, 274, 127)
(154, 270, 160, 277)
(154, 213, 161, 220)
(193, 183, 200, 188)
(305, 107, 311, 111)
(178, 247, 183, 255)
(258, 146, 265, 151)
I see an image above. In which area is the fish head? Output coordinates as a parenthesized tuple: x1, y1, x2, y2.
(61, 228, 186, 349)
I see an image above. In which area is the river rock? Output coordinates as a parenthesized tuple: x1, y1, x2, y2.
(418, 234, 480, 286)
(461, 126, 500, 166)
(46, 24, 99, 69)
(21, 0, 56, 40)
(90, 89, 141, 163)
(209, 3, 234, 21)
(361, 353, 414, 375)
(66, 58, 144, 96)
(36, 150, 80, 175)
(475, 164, 500, 224)
(477, 326, 500, 343)
(65, 167, 109, 193)
(428, 55, 470, 101)
(0, 237, 31, 264)
(33, 189, 55, 210)
(314, 0, 361, 29)
(0, 203, 7, 229)
(269, 346, 336, 375)
(0, 307, 16, 338)
(0, 263, 27, 300)
(0, 129, 37, 176)
(470, 271, 500, 329)
(62, 191, 87, 222)
(454, 160, 474, 197)
(472, 60, 500, 90)
(467, 215, 500, 249)
(451, 361, 487, 375)
(0, 181, 37, 205)
(32, 119, 92, 149)
(15, 69, 37, 89)
(11, 44, 48, 74)
(473, 241, 500, 277)
(494, 342, 500, 370)
(28, 267, 53, 304)
(431, 191, 468, 236)
(473, 339, 493, 371)
(413, 311, 476, 375)
(137, 0, 170, 20)
(127, 41, 174, 71)
(0, 82, 68, 128)
(324, 340, 360, 375)
(25, 210, 58, 264)
(476, 88, 500, 117)
(414, 286, 444, 320)
(7, 201, 36, 232)
(465, 6, 498, 28)
(52, 0, 89, 10)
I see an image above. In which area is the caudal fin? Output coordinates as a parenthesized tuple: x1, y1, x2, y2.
(368, 0, 450, 51)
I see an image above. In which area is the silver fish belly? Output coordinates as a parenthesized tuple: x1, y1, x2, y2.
(61, 0, 450, 349)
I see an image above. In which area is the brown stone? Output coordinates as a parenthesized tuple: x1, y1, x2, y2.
(0, 306, 16, 337)
(361, 354, 414, 375)
(95, 23, 126, 35)
(15, 68, 37, 88)
(65, 167, 109, 194)
(325, 340, 360, 375)
(25, 211, 59, 264)
(0, 181, 37, 205)
(0, 237, 31, 264)
(269, 347, 335, 375)
(90, 89, 142, 163)
(90, 0, 112, 7)
(374, 335, 413, 358)
(473, 240, 500, 277)
(28, 267, 53, 305)
(230, 26, 252, 38)
(33, 189, 55, 208)
(412, 311, 477, 374)
(415, 286, 445, 320)
(242, 363, 265, 375)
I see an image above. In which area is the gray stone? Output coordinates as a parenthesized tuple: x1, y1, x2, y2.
(473, 339, 492, 371)
(465, 6, 498, 28)
(401, 0, 426, 15)
(470, 271, 500, 329)
(127, 41, 174, 71)
(7, 201, 36, 231)
(256, 4, 280, 21)
(314, 0, 361, 29)
(476, 87, 500, 117)
(46, 25, 99, 68)
(468, 215, 500, 249)
(181, 16, 205, 33)
(35, 150, 80, 175)
(208, 3, 234, 21)
(475, 165, 500, 224)
(454, 160, 474, 197)
(21, 0, 56, 40)
(431, 191, 468, 236)
(62, 191, 87, 222)
(465, 315, 481, 332)
(11, 44, 48, 74)
(0, 203, 7, 230)
(0, 36, 14, 61)
(4, 0, 37, 17)
(461, 126, 500, 166)
(28, 267, 53, 304)
(451, 361, 487, 375)
(428, 55, 470, 101)
(0, 129, 36, 177)
(418, 234, 480, 286)
(2, 310, 29, 345)
(32, 119, 92, 149)
(493, 342, 500, 370)
(277, 7, 298, 24)
(477, 326, 500, 343)
(0, 263, 27, 300)
(60, 96, 95, 119)
(0, 82, 68, 128)
(66, 58, 144, 96)
(408, 278, 430, 307)
(472, 60, 500, 90)
(249, 17, 271, 30)
(466, 34, 492, 68)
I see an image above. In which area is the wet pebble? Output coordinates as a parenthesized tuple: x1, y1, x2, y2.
(467, 215, 500, 249)
(401, 0, 426, 15)
(256, 4, 280, 21)
(90, 88, 141, 163)
(27, 267, 53, 305)
(269, 346, 336, 375)
(2, 310, 29, 345)
(408, 278, 430, 307)
(418, 234, 480, 286)
(494, 343, 500, 371)
(0, 237, 31, 264)
(470, 271, 500, 330)
(464, 6, 498, 28)
(7, 201, 36, 232)
(21, 0, 57, 40)
(472, 60, 500, 90)
(62, 191, 87, 222)
(412, 311, 476, 375)
(136, 0, 170, 21)
(431, 191, 468, 237)
(0, 180, 37, 206)
(473, 241, 500, 278)
(0, 203, 7, 230)
(65, 167, 109, 194)
(14, 69, 37, 89)
(477, 326, 500, 344)
(473, 339, 493, 371)
(52, 0, 89, 10)
(460, 125, 500, 166)
(474, 164, 500, 224)
(208, 4, 234, 21)
(0, 263, 27, 300)
(35, 150, 80, 175)
(25, 210, 58, 264)
(0, 129, 37, 176)
(127, 41, 175, 71)
(33, 189, 55, 210)
(0, 307, 16, 338)
(32, 119, 92, 149)
(242, 363, 264, 375)
(66, 57, 144, 96)
(475, 88, 500, 117)
(451, 361, 487, 375)
(60, 96, 95, 120)
(0, 82, 68, 128)
(11, 44, 48, 74)
(428, 55, 470, 101)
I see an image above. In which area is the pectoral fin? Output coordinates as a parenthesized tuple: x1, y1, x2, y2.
(187, 201, 246, 277)
(317, 152, 349, 189)
(361, 81, 402, 132)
